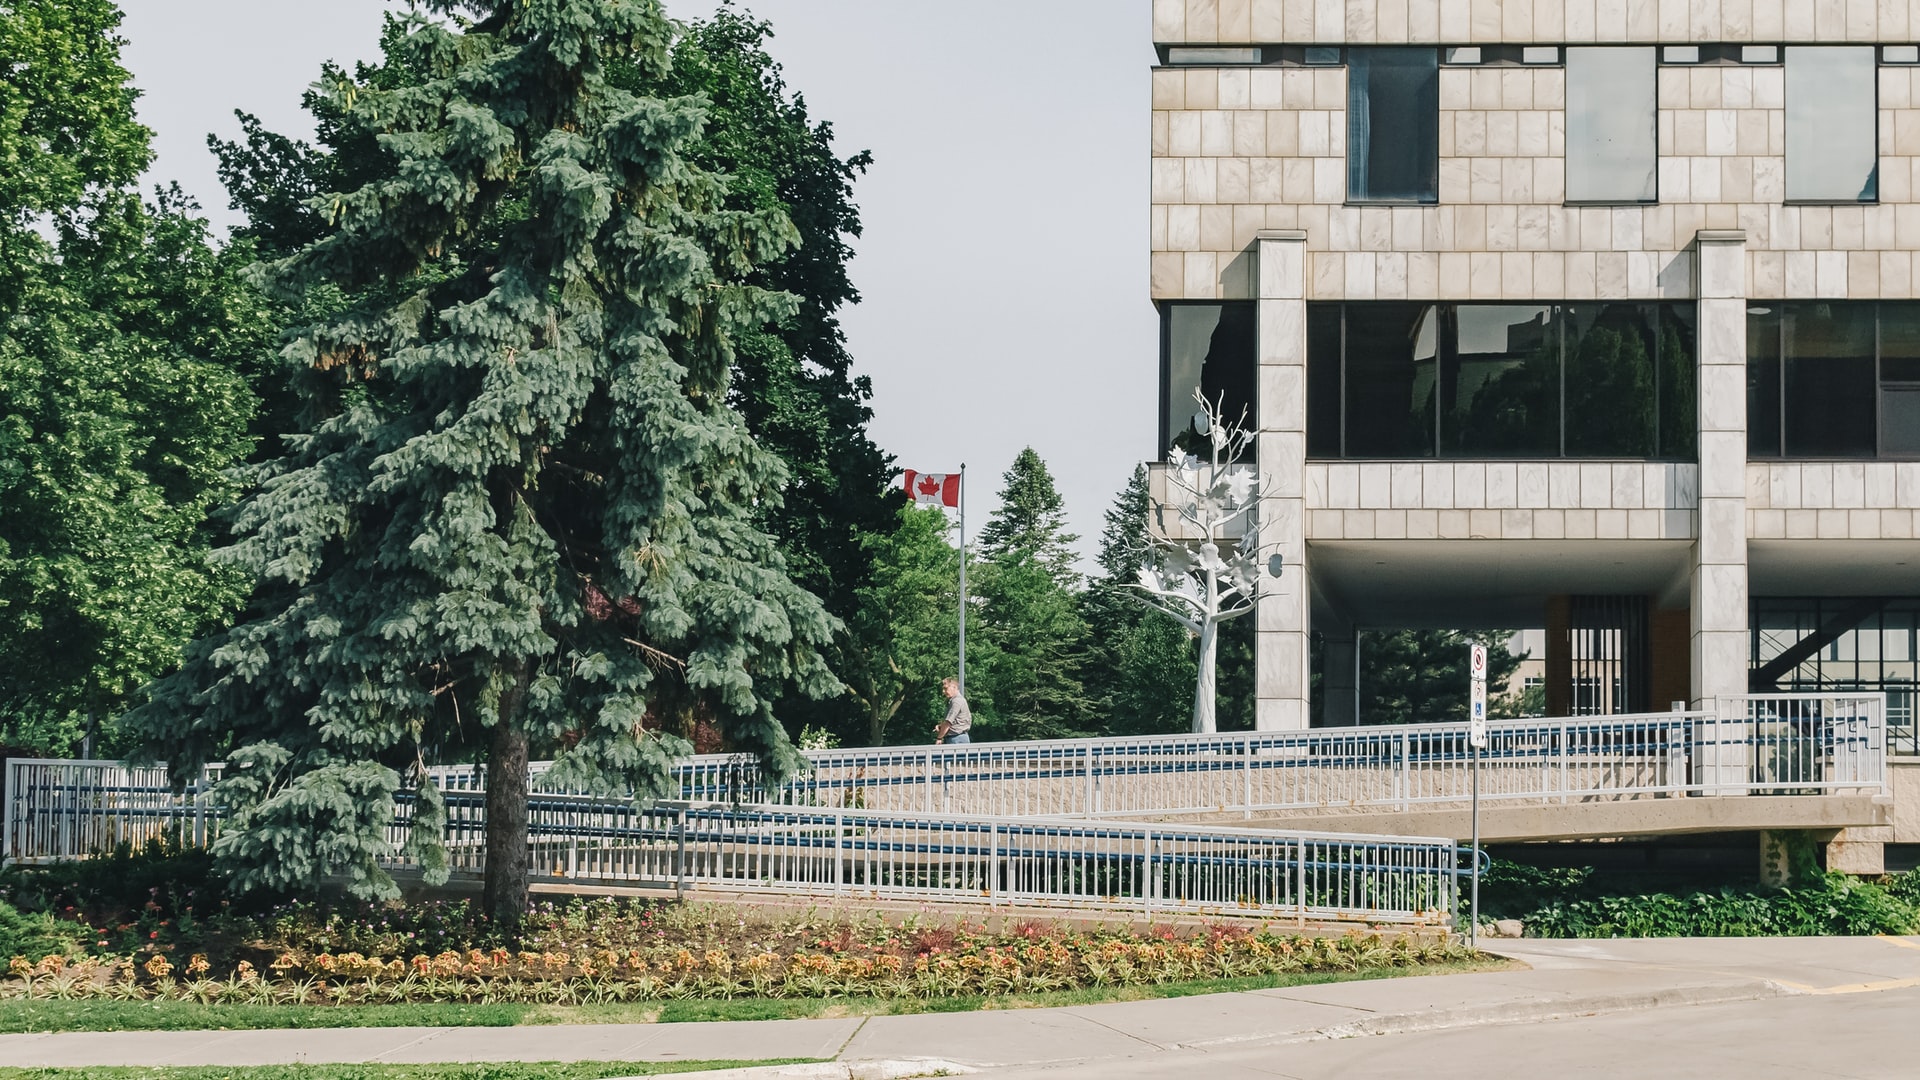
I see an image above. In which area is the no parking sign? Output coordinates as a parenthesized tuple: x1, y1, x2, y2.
(1468, 643, 1488, 748)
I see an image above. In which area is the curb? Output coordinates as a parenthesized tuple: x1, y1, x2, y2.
(1268, 981, 1792, 1045)
(610, 1061, 975, 1080)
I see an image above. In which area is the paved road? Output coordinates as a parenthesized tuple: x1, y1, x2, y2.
(979, 984, 1920, 1079)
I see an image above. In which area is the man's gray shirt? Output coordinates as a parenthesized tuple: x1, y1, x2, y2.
(943, 694, 972, 735)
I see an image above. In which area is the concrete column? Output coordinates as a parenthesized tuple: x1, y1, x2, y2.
(1255, 230, 1310, 731)
(1322, 629, 1359, 727)
(1692, 230, 1751, 713)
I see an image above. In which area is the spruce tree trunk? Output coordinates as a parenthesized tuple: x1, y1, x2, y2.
(483, 671, 533, 928)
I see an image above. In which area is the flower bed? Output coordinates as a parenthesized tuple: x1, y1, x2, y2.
(3, 898, 1469, 1004)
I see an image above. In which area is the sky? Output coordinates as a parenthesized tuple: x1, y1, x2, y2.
(117, 0, 1158, 570)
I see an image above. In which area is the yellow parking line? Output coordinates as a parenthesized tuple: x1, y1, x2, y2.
(1875, 935, 1920, 952)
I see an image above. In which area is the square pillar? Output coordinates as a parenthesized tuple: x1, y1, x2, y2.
(1321, 628, 1359, 728)
(1692, 230, 1751, 714)
(1255, 230, 1310, 731)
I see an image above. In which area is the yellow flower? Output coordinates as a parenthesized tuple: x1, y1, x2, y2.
(144, 954, 173, 979)
(235, 961, 257, 981)
(186, 954, 211, 976)
(7, 956, 31, 977)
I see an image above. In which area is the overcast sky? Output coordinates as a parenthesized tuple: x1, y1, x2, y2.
(118, 0, 1156, 569)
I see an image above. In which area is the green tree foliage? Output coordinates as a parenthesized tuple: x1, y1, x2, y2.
(1082, 466, 1195, 736)
(210, 6, 894, 742)
(128, 0, 838, 921)
(0, 0, 260, 754)
(844, 504, 969, 745)
(1357, 629, 1525, 726)
(972, 449, 1089, 740)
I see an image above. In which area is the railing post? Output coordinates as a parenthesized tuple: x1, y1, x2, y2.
(1296, 837, 1308, 926)
(833, 810, 844, 896)
(987, 821, 998, 903)
(674, 807, 687, 899)
(1142, 826, 1155, 915)
(1242, 746, 1253, 818)
(1397, 730, 1409, 812)
(1083, 746, 1094, 816)
(1558, 720, 1569, 805)
(924, 750, 933, 815)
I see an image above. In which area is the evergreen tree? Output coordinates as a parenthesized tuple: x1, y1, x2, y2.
(844, 503, 966, 745)
(1082, 466, 1194, 736)
(129, 0, 838, 921)
(0, 0, 260, 754)
(211, 6, 895, 741)
(973, 449, 1088, 739)
(1358, 629, 1525, 726)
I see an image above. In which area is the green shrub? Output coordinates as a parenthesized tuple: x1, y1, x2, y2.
(1485, 859, 1920, 938)
(0, 900, 89, 959)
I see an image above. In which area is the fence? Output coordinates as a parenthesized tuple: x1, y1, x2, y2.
(0, 761, 1455, 924)
(669, 704, 1885, 817)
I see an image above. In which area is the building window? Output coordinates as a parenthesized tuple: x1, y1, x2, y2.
(1160, 302, 1255, 455)
(1306, 302, 1697, 460)
(1746, 301, 1920, 458)
(1753, 598, 1920, 755)
(1785, 46, 1878, 203)
(1346, 48, 1438, 204)
(1564, 48, 1657, 204)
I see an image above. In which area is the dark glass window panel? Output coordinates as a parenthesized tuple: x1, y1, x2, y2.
(1345, 302, 1439, 457)
(1565, 48, 1658, 203)
(1656, 303, 1698, 458)
(1443, 305, 1559, 457)
(1748, 306, 1783, 457)
(1563, 304, 1659, 456)
(1307, 303, 1343, 457)
(1785, 47, 1879, 202)
(1162, 303, 1256, 455)
(1346, 48, 1439, 203)
(1782, 301, 1876, 457)
(1881, 301, 1920, 456)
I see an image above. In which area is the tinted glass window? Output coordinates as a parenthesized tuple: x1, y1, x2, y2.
(1783, 302, 1876, 456)
(1564, 304, 1661, 456)
(1309, 302, 1696, 460)
(1445, 305, 1559, 457)
(1307, 303, 1343, 457)
(1564, 48, 1658, 203)
(1162, 303, 1256, 454)
(1881, 303, 1920, 456)
(1346, 48, 1439, 203)
(1345, 302, 1439, 457)
(1748, 307, 1783, 457)
(1785, 47, 1879, 202)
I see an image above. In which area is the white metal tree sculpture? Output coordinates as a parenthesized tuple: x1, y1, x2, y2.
(1132, 390, 1277, 734)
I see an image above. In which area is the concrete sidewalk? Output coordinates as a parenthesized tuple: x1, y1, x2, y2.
(1, 937, 1916, 1072)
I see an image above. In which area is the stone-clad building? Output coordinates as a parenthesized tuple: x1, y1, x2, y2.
(1150, 0, 1920, 749)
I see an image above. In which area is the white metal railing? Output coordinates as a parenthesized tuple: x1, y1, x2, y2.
(1708, 693, 1887, 796)
(671, 711, 1718, 817)
(0, 761, 1454, 923)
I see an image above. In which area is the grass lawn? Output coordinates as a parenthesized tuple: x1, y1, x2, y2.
(0, 1065, 817, 1080)
(0, 957, 1512, 1034)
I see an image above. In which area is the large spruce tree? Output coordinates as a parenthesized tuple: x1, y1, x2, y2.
(130, 0, 837, 920)
(211, 7, 894, 745)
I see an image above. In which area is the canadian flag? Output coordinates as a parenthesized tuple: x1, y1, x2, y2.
(902, 470, 961, 508)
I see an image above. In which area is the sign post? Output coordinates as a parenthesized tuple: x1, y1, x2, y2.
(1467, 643, 1488, 949)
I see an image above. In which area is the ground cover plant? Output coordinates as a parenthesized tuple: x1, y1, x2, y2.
(0, 1064, 811, 1080)
(1480, 859, 1920, 937)
(0, 891, 1470, 1007)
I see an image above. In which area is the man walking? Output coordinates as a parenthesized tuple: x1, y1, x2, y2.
(934, 677, 971, 744)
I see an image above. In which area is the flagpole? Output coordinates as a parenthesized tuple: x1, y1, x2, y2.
(957, 462, 967, 698)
